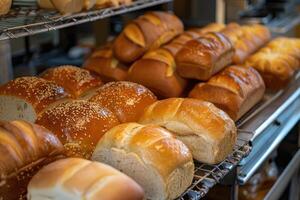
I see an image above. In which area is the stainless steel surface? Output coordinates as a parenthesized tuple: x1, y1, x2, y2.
(0, 0, 172, 41)
(264, 150, 300, 200)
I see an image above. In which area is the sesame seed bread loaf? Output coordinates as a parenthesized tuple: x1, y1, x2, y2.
(27, 158, 144, 200)
(89, 81, 157, 123)
(40, 65, 103, 99)
(139, 98, 237, 164)
(92, 123, 194, 200)
(0, 77, 70, 122)
(0, 120, 65, 200)
(36, 100, 119, 159)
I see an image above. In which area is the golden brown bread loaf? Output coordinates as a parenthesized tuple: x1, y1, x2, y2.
(189, 66, 265, 121)
(221, 23, 271, 64)
(113, 11, 184, 63)
(41, 65, 103, 99)
(89, 81, 157, 123)
(139, 98, 237, 164)
(0, 77, 69, 122)
(36, 100, 119, 159)
(83, 44, 129, 82)
(38, 0, 84, 14)
(92, 123, 194, 200)
(175, 32, 234, 81)
(95, 0, 132, 8)
(0, 0, 12, 15)
(0, 120, 64, 200)
(28, 158, 144, 200)
(189, 23, 226, 35)
(245, 47, 299, 90)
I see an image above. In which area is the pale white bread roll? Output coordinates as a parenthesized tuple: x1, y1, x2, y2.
(92, 123, 194, 200)
(0, 77, 70, 123)
(139, 98, 237, 164)
(0, 0, 12, 15)
(27, 158, 144, 200)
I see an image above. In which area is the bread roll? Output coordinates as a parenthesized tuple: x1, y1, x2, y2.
(92, 123, 194, 200)
(36, 100, 119, 158)
(37, 0, 55, 9)
(189, 66, 265, 121)
(139, 98, 237, 164)
(175, 32, 234, 81)
(95, 0, 119, 8)
(190, 23, 226, 35)
(89, 81, 157, 123)
(245, 48, 298, 90)
(50, 0, 83, 14)
(0, 77, 69, 122)
(113, 11, 184, 63)
(83, 45, 128, 82)
(28, 158, 144, 200)
(83, 0, 96, 9)
(41, 65, 102, 99)
(0, 0, 12, 15)
(0, 120, 64, 200)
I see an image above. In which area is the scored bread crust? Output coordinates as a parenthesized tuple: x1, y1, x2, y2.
(92, 123, 194, 200)
(139, 98, 237, 164)
(27, 158, 144, 200)
(0, 120, 65, 200)
(189, 66, 266, 121)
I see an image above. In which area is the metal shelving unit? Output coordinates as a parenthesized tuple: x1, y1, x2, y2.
(0, 0, 172, 41)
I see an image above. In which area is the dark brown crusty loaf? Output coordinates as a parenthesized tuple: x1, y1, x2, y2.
(41, 65, 103, 99)
(189, 66, 266, 121)
(36, 100, 119, 159)
(0, 120, 65, 200)
(113, 11, 184, 63)
(83, 44, 129, 82)
(175, 32, 234, 81)
(89, 81, 157, 123)
(0, 77, 70, 122)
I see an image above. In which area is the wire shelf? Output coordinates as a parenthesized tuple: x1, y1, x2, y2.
(0, 0, 172, 41)
(177, 129, 252, 200)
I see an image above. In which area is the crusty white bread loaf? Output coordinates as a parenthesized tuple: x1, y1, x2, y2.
(0, 120, 64, 200)
(113, 11, 184, 63)
(36, 100, 119, 159)
(92, 123, 194, 200)
(0, 0, 12, 15)
(175, 32, 234, 81)
(28, 158, 144, 200)
(40, 65, 103, 99)
(0, 77, 70, 122)
(89, 81, 157, 123)
(139, 98, 237, 164)
(189, 66, 265, 121)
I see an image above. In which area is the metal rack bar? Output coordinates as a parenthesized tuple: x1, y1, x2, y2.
(0, 0, 172, 41)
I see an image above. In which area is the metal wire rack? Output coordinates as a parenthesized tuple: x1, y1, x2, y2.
(0, 0, 172, 41)
(177, 129, 253, 200)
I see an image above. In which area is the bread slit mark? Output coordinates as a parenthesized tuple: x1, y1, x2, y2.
(59, 162, 91, 187)
(117, 124, 144, 150)
(84, 175, 117, 198)
(124, 24, 146, 48)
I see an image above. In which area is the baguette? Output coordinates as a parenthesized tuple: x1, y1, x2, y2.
(92, 123, 194, 200)
(189, 66, 265, 121)
(139, 98, 237, 164)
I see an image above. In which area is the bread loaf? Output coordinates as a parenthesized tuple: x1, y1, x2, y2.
(36, 100, 119, 158)
(41, 65, 102, 99)
(113, 11, 184, 63)
(49, 0, 83, 14)
(28, 158, 144, 200)
(0, 120, 64, 200)
(37, 0, 55, 9)
(189, 66, 265, 121)
(92, 123, 194, 200)
(0, 0, 12, 15)
(175, 32, 234, 81)
(245, 47, 299, 90)
(83, 0, 96, 9)
(0, 77, 69, 122)
(89, 81, 157, 123)
(95, 0, 131, 8)
(84, 45, 128, 82)
(190, 23, 226, 35)
(139, 98, 237, 164)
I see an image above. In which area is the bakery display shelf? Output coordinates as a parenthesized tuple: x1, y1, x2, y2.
(0, 0, 172, 41)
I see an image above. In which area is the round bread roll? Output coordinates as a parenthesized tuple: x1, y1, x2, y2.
(0, 120, 64, 200)
(92, 123, 194, 200)
(41, 65, 102, 99)
(37, 0, 55, 9)
(28, 158, 144, 200)
(51, 0, 83, 14)
(36, 100, 119, 158)
(0, 0, 12, 15)
(0, 76, 69, 122)
(89, 81, 157, 123)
